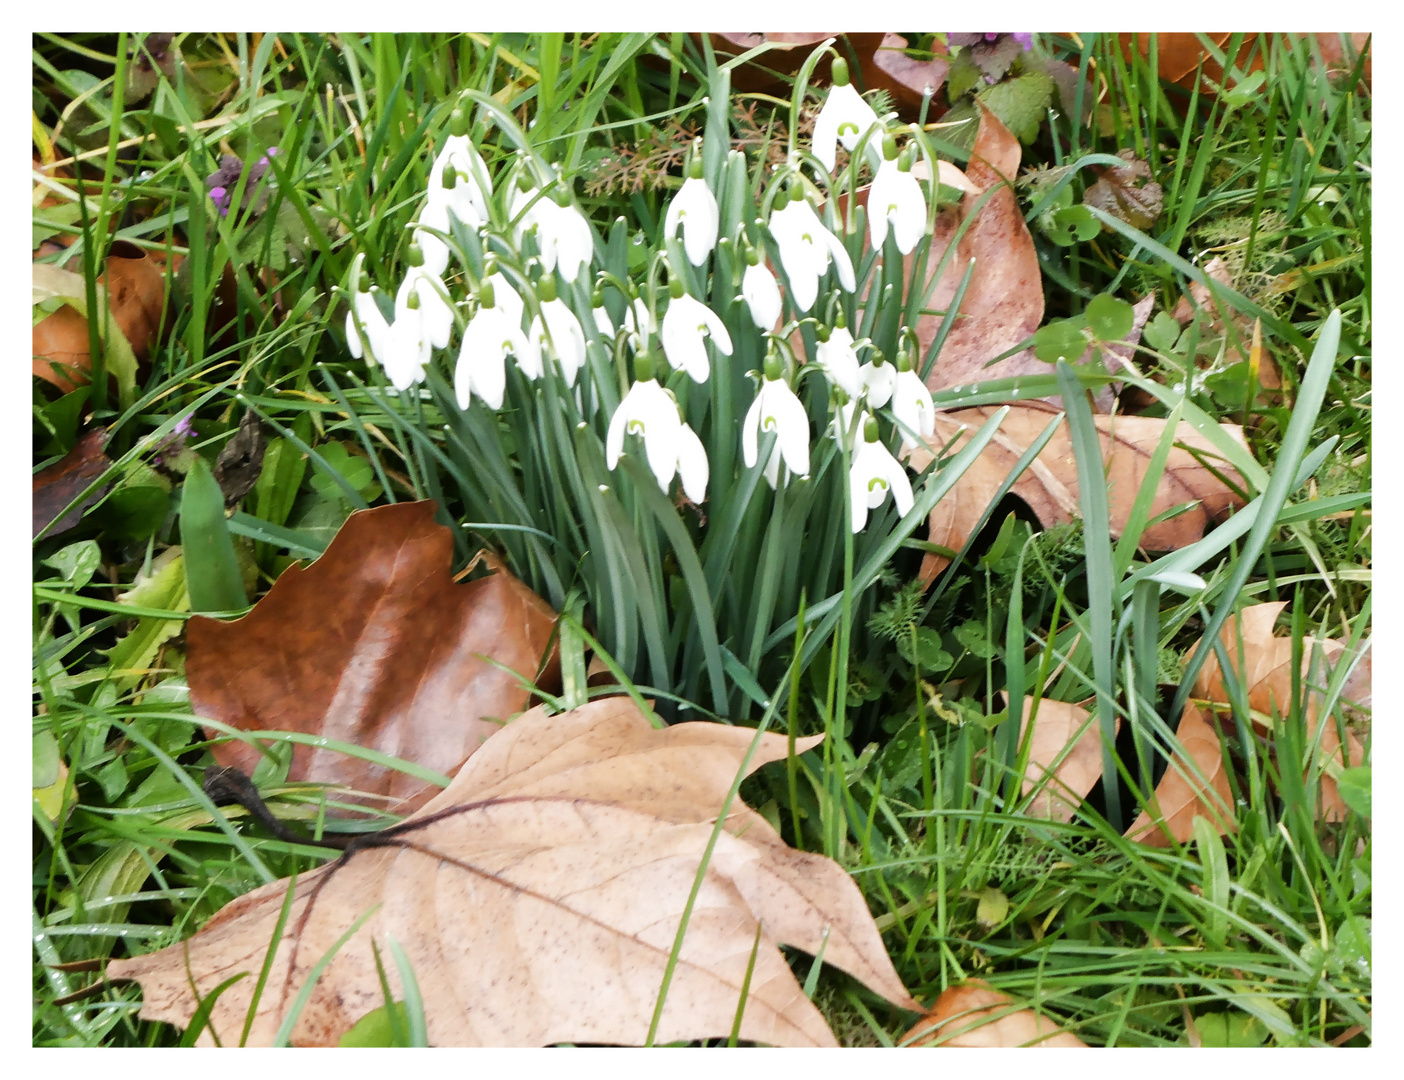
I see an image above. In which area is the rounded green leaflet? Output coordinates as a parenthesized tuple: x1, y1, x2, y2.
(1087, 293, 1135, 341)
(1032, 318, 1087, 364)
(1047, 204, 1100, 246)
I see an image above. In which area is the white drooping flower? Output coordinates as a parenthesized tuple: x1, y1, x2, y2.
(767, 190, 855, 313)
(741, 258, 783, 330)
(542, 201, 596, 283)
(622, 297, 655, 349)
(814, 324, 861, 398)
(345, 259, 392, 366)
(663, 168, 719, 266)
(484, 270, 525, 328)
(891, 361, 936, 449)
(396, 264, 455, 351)
(812, 64, 882, 173)
(379, 311, 432, 391)
(661, 290, 732, 384)
(527, 291, 588, 386)
(849, 415, 914, 532)
(454, 290, 533, 411)
(605, 372, 708, 500)
(859, 354, 896, 408)
(427, 130, 493, 220)
(742, 370, 811, 489)
(868, 143, 928, 255)
(591, 302, 616, 339)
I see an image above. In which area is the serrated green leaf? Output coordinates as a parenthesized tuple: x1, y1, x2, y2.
(976, 71, 1054, 143)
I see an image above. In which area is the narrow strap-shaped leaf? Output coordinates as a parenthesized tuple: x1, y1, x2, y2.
(180, 456, 248, 614)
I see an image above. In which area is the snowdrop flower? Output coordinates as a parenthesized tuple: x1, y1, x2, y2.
(526, 276, 588, 386)
(767, 187, 855, 313)
(814, 321, 861, 398)
(511, 181, 596, 283)
(849, 414, 914, 532)
(662, 282, 735, 382)
(868, 137, 928, 255)
(454, 280, 533, 410)
(484, 269, 525, 328)
(605, 352, 708, 500)
(623, 296, 655, 349)
(344, 256, 391, 365)
(428, 112, 493, 217)
(741, 248, 782, 330)
(812, 58, 881, 173)
(380, 307, 432, 391)
(890, 349, 936, 449)
(663, 156, 719, 267)
(396, 255, 455, 352)
(859, 350, 895, 408)
(590, 289, 616, 339)
(743, 356, 810, 488)
(661, 281, 732, 383)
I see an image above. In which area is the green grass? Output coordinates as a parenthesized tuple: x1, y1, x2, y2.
(33, 32, 1369, 1047)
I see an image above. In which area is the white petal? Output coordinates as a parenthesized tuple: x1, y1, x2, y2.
(849, 457, 871, 532)
(592, 306, 615, 338)
(742, 262, 782, 330)
(676, 422, 709, 503)
(346, 309, 363, 360)
(821, 226, 856, 291)
(698, 300, 733, 356)
(766, 383, 811, 479)
(741, 392, 764, 468)
(860, 362, 896, 408)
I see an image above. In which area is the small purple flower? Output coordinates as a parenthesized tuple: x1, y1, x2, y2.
(151, 413, 195, 466)
(1012, 33, 1034, 52)
(209, 185, 230, 216)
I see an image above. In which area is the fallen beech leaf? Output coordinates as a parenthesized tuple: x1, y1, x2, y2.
(1019, 699, 1118, 824)
(211, 409, 267, 508)
(702, 33, 886, 92)
(33, 428, 112, 539)
(1083, 149, 1164, 232)
(33, 242, 164, 396)
(909, 105, 1045, 393)
(107, 699, 918, 1046)
(905, 980, 1087, 1047)
(906, 404, 1250, 582)
(1125, 704, 1236, 846)
(188, 501, 559, 812)
(1194, 602, 1369, 820)
(1117, 34, 1370, 95)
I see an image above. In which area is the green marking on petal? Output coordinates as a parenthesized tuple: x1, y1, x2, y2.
(868, 478, 889, 494)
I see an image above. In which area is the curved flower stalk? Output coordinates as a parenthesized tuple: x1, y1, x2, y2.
(849, 414, 914, 532)
(814, 322, 861, 398)
(661, 283, 732, 384)
(663, 158, 719, 267)
(526, 277, 588, 387)
(743, 359, 811, 489)
(812, 58, 882, 173)
(455, 282, 533, 410)
(859, 350, 896, 408)
(605, 355, 708, 500)
(767, 186, 855, 313)
(741, 252, 783, 330)
(868, 137, 928, 255)
(890, 350, 936, 449)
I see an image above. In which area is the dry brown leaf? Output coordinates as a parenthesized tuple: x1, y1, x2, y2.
(700, 33, 886, 92)
(33, 428, 112, 539)
(33, 241, 169, 392)
(906, 404, 1250, 582)
(1018, 699, 1118, 824)
(1116, 34, 1370, 93)
(189, 501, 559, 813)
(905, 980, 1087, 1047)
(868, 33, 948, 110)
(107, 698, 918, 1046)
(1194, 601, 1369, 820)
(910, 104, 1045, 393)
(1124, 704, 1236, 846)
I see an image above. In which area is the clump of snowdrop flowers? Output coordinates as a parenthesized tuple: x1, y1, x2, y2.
(344, 65, 961, 538)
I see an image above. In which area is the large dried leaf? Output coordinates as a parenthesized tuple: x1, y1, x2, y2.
(1124, 705, 1236, 847)
(1018, 699, 1118, 824)
(189, 501, 559, 812)
(905, 980, 1087, 1047)
(868, 33, 948, 109)
(910, 105, 1045, 393)
(107, 699, 918, 1046)
(906, 404, 1250, 581)
(1194, 602, 1369, 820)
